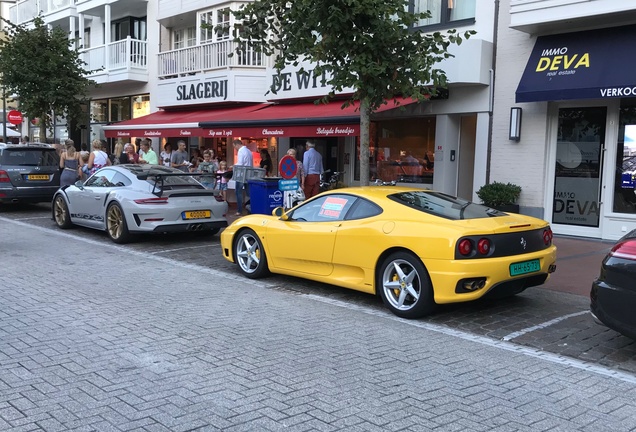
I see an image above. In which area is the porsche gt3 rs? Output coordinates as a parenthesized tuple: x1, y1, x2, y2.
(220, 187, 557, 318)
(52, 164, 228, 243)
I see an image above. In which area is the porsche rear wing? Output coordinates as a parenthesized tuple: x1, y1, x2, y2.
(136, 172, 219, 198)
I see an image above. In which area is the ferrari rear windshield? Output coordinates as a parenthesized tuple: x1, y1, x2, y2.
(389, 191, 504, 220)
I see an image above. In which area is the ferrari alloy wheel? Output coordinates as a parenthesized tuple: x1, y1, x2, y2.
(53, 195, 72, 229)
(106, 202, 131, 244)
(378, 251, 434, 319)
(234, 229, 269, 278)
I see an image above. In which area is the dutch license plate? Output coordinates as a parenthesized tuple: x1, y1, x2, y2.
(182, 210, 211, 220)
(510, 259, 541, 276)
(27, 174, 49, 181)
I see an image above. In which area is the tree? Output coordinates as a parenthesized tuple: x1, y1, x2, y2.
(0, 16, 96, 142)
(232, 0, 474, 185)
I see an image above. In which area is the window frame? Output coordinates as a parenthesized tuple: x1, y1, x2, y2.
(408, 0, 475, 31)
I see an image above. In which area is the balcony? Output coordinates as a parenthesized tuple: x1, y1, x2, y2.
(158, 40, 265, 79)
(9, 0, 75, 25)
(82, 36, 147, 84)
(510, 0, 636, 34)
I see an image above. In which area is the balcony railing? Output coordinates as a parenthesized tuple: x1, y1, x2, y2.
(81, 37, 147, 76)
(9, 0, 74, 24)
(158, 40, 264, 79)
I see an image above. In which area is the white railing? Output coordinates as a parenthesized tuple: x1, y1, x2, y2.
(81, 37, 147, 75)
(9, 0, 75, 24)
(158, 40, 264, 79)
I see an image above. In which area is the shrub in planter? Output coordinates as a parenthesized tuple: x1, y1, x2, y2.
(476, 181, 522, 212)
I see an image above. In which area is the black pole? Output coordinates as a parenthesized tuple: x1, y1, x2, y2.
(2, 87, 6, 143)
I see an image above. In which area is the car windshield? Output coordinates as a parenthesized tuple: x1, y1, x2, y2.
(0, 149, 58, 167)
(389, 191, 505, 220)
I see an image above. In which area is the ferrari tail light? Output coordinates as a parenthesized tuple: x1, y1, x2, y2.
(542, 227, 553, 245)
(477, 238, 491, 255)
(458, 239, 473, 256)
(609, 239, 636, 261)
(0, 170, 10, 183)
(134, 197, 169, 205)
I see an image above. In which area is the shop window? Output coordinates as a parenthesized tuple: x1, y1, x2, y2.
(409, 0, 475, 30)
(356, 118, 436, 184)
(110, 97, 131, 123)
(132, 94, 150, 118)
(613, 102, 636, 214)
(90, 99, 108, 123)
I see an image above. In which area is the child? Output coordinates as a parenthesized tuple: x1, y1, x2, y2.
(80, 152, 90, 180)
(196, 150, 218, 189)
(216, 161, 229, 201)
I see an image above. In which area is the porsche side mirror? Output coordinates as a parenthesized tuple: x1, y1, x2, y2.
(74, 180, 84, 190)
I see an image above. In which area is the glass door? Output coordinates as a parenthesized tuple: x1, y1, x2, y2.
(552, 107, 606, 235)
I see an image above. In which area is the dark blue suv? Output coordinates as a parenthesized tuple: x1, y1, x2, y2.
(0, 143, 60, 204)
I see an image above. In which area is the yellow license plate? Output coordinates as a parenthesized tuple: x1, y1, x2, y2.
(182, 210, 211, 220)
(27, 174, 50, 181)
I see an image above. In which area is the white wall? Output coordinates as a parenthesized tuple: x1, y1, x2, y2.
(491, 0, 551, 214)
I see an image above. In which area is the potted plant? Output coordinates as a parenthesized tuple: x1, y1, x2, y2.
(476, 181, 522, 213)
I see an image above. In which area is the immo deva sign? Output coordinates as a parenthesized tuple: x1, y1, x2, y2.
(516, 24, 636, 102)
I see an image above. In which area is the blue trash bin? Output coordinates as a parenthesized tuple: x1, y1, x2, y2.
(248, 178, 284, 214)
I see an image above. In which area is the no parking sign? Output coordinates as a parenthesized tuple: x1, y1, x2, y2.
(278, 155, 298, 180)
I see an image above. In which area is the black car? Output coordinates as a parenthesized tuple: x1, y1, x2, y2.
(0, 143, 60, 204)
(590, 230, 636, 339)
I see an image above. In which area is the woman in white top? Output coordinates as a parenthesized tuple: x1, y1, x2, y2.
(160, 142, 172, 167)
(87, 139, 111, 175)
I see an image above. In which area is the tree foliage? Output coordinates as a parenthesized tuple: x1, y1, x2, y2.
(233, 0, 474, 185)
(0, 16, 96, 141)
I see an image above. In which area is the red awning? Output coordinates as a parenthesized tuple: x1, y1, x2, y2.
(102, 104, 267, 138)
(103, 98, 417, 139)
(199, 98, 416, 138)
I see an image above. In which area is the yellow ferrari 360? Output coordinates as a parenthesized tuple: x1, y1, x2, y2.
(220, 187, 557, 319)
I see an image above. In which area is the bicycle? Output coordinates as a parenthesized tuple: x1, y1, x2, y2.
(320, 170, 345, 192)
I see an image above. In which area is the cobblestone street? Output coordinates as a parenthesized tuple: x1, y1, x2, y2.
(1, 215, 636, 431)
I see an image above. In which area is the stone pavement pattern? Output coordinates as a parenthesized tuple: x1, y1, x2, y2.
(1, 221, 636, 431)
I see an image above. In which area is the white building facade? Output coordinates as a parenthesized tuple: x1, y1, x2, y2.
(9, 0, 155, 147)
(9, 0, 498, 201)
(492, 0, 636, 240)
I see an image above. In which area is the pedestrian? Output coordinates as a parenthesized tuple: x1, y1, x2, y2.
(284, 147, 306, 209)
(190, 148, 203, 169)
(20, 136, 28, 145)
(59, 139, 80, 187)
(171, 140, 190, 172)
(160, 142, 172, 167)
(216, 160, 229, 201)
(87, 138, 111, 175)
(194, 150, 218, 189)
(79, 143, 89, 173)
(232, 139, 253, 216)
(139, 138, 159, 165)
(302, 139, 323, 199)
(111, 142, 123, 165)
(121, 143, 139, 164)
(259, 148, 273, 176)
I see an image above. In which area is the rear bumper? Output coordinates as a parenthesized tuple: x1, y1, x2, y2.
(0, 185, 58, 203)
(590, 279, 636, 340)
